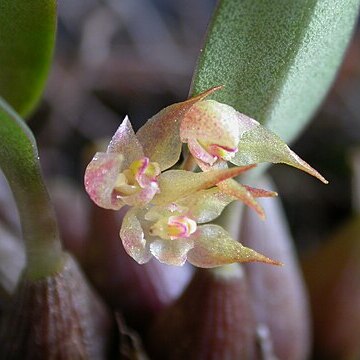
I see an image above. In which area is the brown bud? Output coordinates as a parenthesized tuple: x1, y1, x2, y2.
(240, 178, 311, 360)
(302, 215, 360, 359)
(0, 254, 113, 359)
(147, 264, 257, 359)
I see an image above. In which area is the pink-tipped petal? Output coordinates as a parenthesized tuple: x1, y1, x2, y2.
(188, 138, 218, 166)
(176, 188, 235, 224)
(149, 238, 194, 266)
(217, 179, 266, 219)
(180, 100, 258, 164)
(107, 116, 144, 168)
(84, 152, 125, 210)
(153, 166, 256, 206)
(232, 125, 328, 184)
(136, 87, 222, 171)
(243, 186, 278, 198)
(120, 208, 152, 264)
(187, 225, 281, 268)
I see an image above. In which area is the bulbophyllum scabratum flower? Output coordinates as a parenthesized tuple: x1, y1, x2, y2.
(84, 86, 326, 267)
(179, 88, 328, 185)
(120, 188, 280, 266)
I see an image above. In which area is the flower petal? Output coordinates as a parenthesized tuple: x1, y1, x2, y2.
(217, 179, 266, 219)
(176, 188, 235, 224)
(119, 183, 159, 208)
(107, 116, 144, 168)
(84, 152, 125, 210)
(150, 238, 194, 266)
(232, 125, 328, 183)
(180, 100, 257, 150)
(187, 225, 281, 268)
(153, 165, 255, 206)
(136, 86, 222, 171)
(243, 185, 278, 198)
(120, 208, 152, 264)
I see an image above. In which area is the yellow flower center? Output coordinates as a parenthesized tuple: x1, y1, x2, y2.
(149, 215, 197, 240)
(114, 157, 160, 196)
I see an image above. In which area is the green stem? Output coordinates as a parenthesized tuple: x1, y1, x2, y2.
(0, 98, 63, 280)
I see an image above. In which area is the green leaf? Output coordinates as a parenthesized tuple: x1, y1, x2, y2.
(0, 0, 57, 118)
(0, 97, 63, 279)
(191, 0, 360, 144)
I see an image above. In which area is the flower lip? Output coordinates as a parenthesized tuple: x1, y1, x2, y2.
(149, 214, 197, 241)
(113, 156, 161, 206)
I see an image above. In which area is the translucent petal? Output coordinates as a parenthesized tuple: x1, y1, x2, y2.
(84, 152, 125, 210)
(150, 238, 194, 266)
(180, 100, 257, 151)
(243, 185, 278, 198)
(217, 179, 266, 219)
(176, 188, 235, 224)
(153, 166, 255, 206)
(136, 87, 222, 171)
(119, 183, 159, 207)
(187, 225, 281, 268)
(120, 208, 152, 264)
(107, 116, 144, 168)
(232, 125, 328, 183)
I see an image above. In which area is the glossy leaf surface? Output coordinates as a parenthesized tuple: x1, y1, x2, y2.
(0, 1, 57, 117)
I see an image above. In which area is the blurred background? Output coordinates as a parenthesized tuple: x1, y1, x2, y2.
(1, 0, 360, 358)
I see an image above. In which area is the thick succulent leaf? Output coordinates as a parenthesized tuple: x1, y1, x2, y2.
(191, 0, 360, 145)
(217, 179, 265, 219)
(176, 188, 234, 224)
(0, 98, 62, 279)
(107, 116, 144, 168)
(120, 208, 152, 264)
(232, 125, 328, 183)
(187, 225, 281, 268)
(136, 86, 222, 171)
(0, 0, 57, 117)
(84, 152, 125, 210)
(153, 165, 255, 205)
(149, 238, 194, 266)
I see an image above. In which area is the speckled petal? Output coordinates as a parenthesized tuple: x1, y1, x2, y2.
(176, 188, 235, 224)
(119, 183, 159, 208)
(180, 100, 257, 150)
(107, 116, 144, 168)
(187, 225, 281, 268)
(136, 87, 222, 171)
(232, 125, 328, 183)
(120, 208, 152, 264)
(153, 165, 255, 206)
(149, 238, 194, 266)
(217, 179, 265, 219)
(243, 186, 278, 198)
(84, 152, 125, 210)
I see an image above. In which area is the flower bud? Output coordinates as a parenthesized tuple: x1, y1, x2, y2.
(0, 254, 113, 359)
(147, 264, 257, 359)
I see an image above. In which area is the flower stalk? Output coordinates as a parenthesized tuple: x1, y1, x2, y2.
(0, 98, 63, 280)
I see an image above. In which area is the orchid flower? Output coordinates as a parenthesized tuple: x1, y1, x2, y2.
(179, 94, 328, 185)
(84, 86, 326, 268)
(120, 188, 281, 267)
(84, 114, 259, 211)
